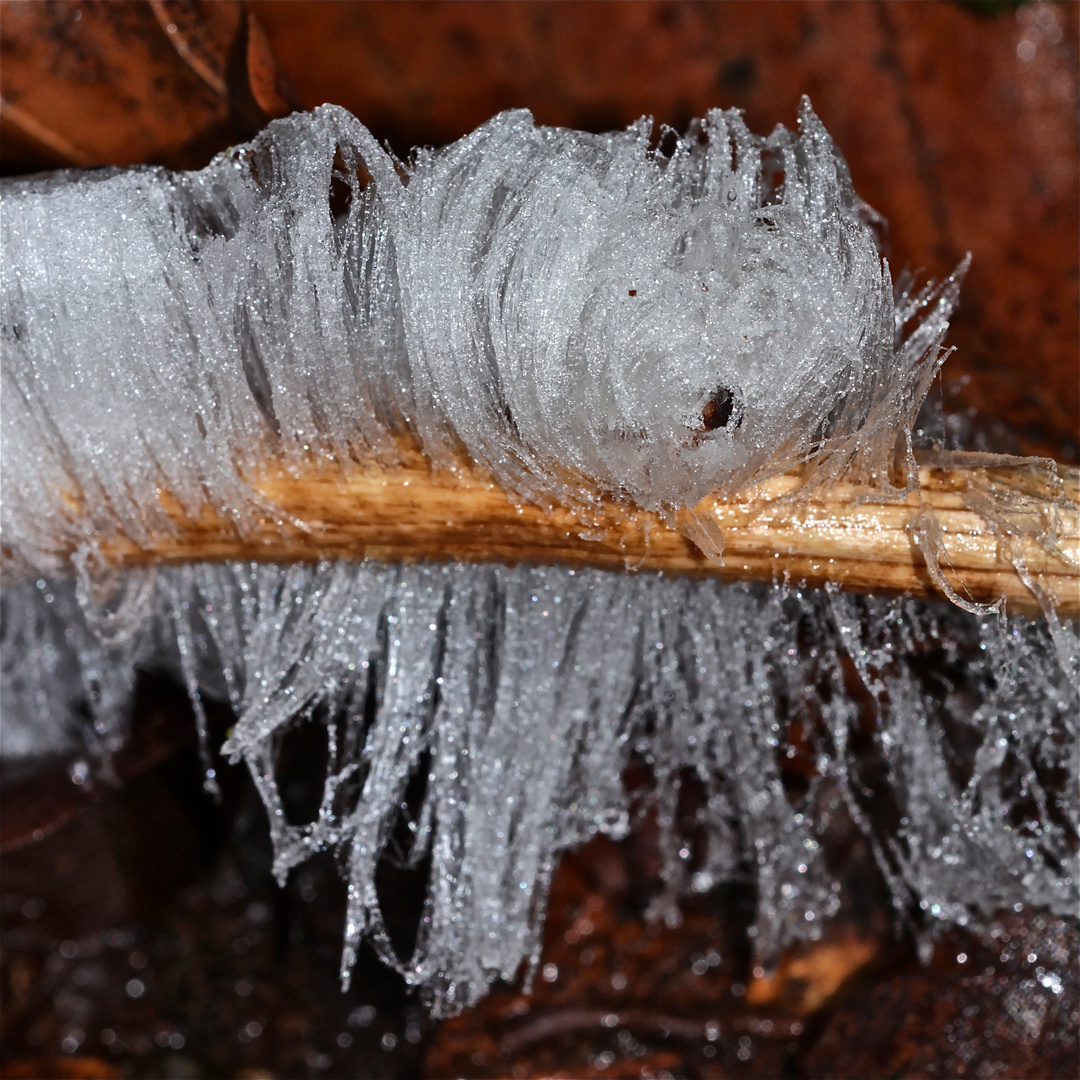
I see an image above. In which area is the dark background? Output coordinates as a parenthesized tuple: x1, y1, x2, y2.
(1, 3, 1077, 1078)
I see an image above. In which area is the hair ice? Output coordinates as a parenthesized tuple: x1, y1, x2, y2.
(1, 104, 1074, 1019)
(1, 99, 963, 573)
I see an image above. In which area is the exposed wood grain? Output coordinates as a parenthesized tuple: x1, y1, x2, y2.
(70, 453, 1080, 619)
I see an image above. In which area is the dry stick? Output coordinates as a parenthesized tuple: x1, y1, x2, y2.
(73, 450, 1079, 620)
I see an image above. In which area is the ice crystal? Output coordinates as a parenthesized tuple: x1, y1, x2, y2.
(2, 566, 1075, 1013)
(2, 100, 963, 572)
(1, 104, 1075, 1016)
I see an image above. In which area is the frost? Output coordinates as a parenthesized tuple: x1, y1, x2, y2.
(2, 100, 962, 572)
(1, 104, 1076, 1015)
(2, 565, 1076, 1013)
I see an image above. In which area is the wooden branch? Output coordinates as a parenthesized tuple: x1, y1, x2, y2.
(72, 451, 1078, 620)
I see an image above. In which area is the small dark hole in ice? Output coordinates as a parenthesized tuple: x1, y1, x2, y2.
(702, 386, 738, 431)
(657, 128, 680, 159)
(329, 148, 353, 222)
(275, 718, 330, 826)
(762, 159, 786, 207)
(238, 309, 281, 438)
(329, 173, 352, 220)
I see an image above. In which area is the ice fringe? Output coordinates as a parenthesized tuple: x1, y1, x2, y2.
(1, 103, 1077, 1015)
(3, 98, 964, 574)
(2, 565, 1077, 1014)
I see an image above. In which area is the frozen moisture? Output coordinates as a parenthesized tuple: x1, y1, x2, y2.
(2, 100, 964, 574)
(2, 564, 1075, 1014)
(1, 104, 1074, 1015)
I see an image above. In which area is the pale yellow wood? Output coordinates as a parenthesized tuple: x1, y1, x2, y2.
(55, 451, 1079, 620)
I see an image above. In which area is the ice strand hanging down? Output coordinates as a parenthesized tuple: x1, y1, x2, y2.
(4, 97, 977, 577)
(4, 564, 1077, 1016)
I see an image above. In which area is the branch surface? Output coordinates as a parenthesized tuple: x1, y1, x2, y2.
(55, 452, 1079, 619)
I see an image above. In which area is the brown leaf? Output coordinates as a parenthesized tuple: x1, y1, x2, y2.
(0, 0, 292, 171)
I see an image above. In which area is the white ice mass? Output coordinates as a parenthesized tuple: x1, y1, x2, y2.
(1, 102, 1076, 1015)
(2, 98, 965, 569)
